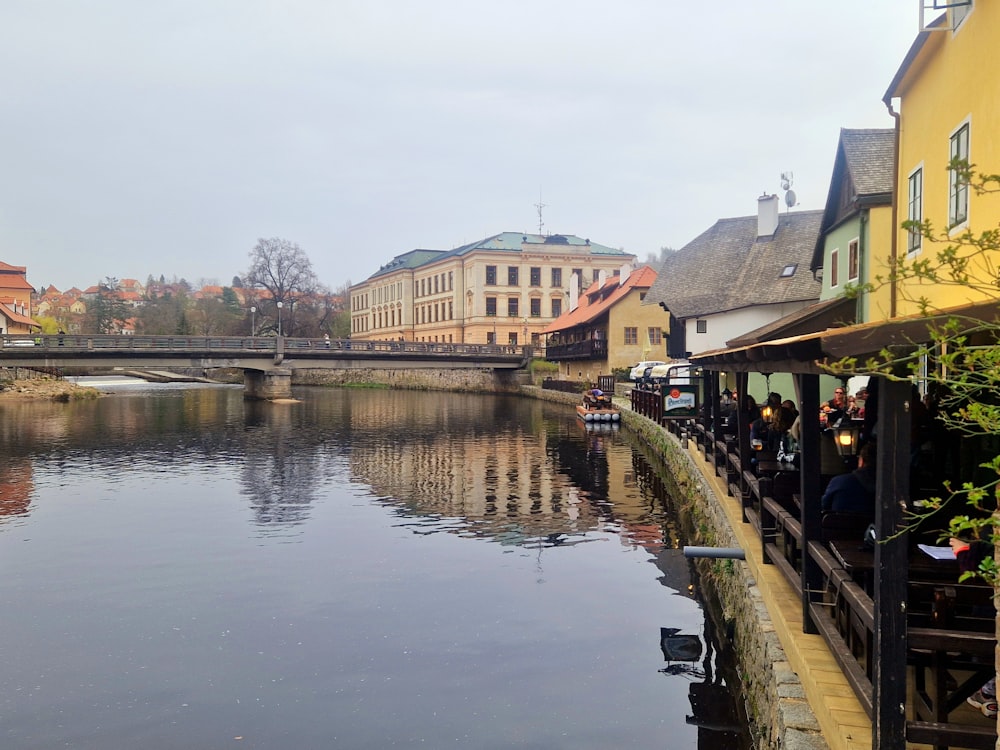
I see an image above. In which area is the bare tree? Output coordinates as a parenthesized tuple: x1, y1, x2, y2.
(244, 238, 319, 335)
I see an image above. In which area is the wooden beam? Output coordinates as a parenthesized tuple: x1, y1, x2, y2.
(873, 377, 910, 750)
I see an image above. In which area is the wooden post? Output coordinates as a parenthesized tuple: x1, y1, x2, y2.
(799, 373, 823, 634)
(736, 372, 751, 517)
(873, 376, 909, 749)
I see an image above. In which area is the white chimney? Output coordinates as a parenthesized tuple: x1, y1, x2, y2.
(569, 272, 579, 311)
(597, 269, 607, 288)
(757, 193, 779, 238)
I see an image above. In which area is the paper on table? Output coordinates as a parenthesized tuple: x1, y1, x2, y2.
(917, 544, 956, 560)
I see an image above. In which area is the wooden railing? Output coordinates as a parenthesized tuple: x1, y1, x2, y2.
(661, 412, 998, 750)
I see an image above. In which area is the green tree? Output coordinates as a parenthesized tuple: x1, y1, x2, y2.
(86, 277, 130, 334)
(134, 289, 189, 335)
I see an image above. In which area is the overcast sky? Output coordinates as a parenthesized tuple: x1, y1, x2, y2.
(2, 1, 921, 294)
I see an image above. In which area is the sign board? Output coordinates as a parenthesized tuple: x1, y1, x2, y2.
(662, 385, 699, 419)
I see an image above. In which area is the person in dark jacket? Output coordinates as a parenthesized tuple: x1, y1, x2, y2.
(821, 442, 877, 514)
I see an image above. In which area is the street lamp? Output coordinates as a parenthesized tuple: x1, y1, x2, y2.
(276, 301, 283, 337)
(250, 306, 256, 336)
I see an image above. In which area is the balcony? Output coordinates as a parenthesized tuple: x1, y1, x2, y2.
(545, 338, 608, 361)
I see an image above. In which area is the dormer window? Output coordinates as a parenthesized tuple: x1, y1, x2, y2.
(780, 264, 797, 278)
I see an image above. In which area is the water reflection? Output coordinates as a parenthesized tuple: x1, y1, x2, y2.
(0, 384, 750, 749)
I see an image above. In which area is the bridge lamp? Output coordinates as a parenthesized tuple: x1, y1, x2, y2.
(276, 301, 283, 337)
(250, 306, 256, 336)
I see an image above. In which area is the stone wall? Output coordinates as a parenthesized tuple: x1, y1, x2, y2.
(289, 367, 528, 392)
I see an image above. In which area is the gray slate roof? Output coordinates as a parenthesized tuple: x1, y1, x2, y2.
(811, 128, 895, 272)
(840, 128, 895, 197)
(645, 209, 823, 320)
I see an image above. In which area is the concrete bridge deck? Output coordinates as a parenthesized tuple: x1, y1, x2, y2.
(1, 334, 531, 398)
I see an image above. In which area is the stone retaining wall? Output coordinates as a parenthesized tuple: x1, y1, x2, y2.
(289, 367, 527, 391)
(523, 385, 826, 750)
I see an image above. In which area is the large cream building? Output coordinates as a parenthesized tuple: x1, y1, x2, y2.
(350, 232, 636, 347)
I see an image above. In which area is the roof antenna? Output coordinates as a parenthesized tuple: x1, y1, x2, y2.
(781, 172, 797, 215)
(534, 189, 546, 235)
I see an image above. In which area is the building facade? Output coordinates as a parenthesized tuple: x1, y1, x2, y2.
(544, 265, 661, 381)
(0, 262, 40, 335)
(882, 1, 1000, 317)
(349, 233, 636, 348)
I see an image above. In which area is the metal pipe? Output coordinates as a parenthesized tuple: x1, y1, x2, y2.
(683, 546, 745, 560)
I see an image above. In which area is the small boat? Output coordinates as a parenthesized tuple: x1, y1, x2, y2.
(576, 390, 621, 422)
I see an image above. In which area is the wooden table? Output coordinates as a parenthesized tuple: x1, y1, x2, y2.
(755, 460, 797, 477)
(827, 539, 962, 594)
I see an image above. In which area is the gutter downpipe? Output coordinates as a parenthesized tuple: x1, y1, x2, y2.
(885, 97, 901, 319)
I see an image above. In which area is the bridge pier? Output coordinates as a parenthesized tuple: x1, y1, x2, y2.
(244, 368, 292, 400)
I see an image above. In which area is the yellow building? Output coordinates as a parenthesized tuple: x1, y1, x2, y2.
(350, 233, 636, 348)
(543, 265, 661, 382)
(882, 1, 1000, 316)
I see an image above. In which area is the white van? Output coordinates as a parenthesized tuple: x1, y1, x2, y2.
(629, 360, 666, 381)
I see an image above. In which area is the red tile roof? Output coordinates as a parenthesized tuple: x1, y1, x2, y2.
(544, 265, 657, 334)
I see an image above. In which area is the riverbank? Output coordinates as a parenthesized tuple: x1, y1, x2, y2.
(0, 375, 100, 401)
(523, 385, 830, 750)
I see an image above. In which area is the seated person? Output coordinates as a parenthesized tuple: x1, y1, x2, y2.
(821, 386, 849, 425)
(821, 442, 876, 514)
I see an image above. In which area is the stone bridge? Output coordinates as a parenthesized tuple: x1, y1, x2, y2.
(0, 334, 532, 399)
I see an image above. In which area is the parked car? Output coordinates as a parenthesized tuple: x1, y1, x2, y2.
(629, 360, 666, 381)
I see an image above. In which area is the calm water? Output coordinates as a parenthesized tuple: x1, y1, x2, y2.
(0, 383, 749, 749)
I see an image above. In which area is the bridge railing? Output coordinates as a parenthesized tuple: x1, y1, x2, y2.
(0, 334, 531, 359)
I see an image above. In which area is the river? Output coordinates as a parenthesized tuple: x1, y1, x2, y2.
(0, 382, 749, 749)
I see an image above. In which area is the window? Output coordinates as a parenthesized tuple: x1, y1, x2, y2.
(530, 267, 541, 286)
(624, 327, 638, 345)
(551, 268, 562, 287)
(907, 167, 923, 253)
(647, 327, 662, 346)
(508, 332, 518, 346)
(530, 298, 541, 317)
(829, 248, 840, 288)
(953, 1, 972, 29)
(485, 297, 496, 317)
(572, 268, 583, 290)
(551, 298, 562, 317)
(433, 276, 439, 294)
(949, 121, 970, 228)
(448, 271, 453, 290)
(508, 266, 519, 286)
(848, 239, 859, 282)
(486, 265, 497, 285)
(780, 264, 797, 278)
(507, 297, 519, 317)
(696, 320, 707, 334)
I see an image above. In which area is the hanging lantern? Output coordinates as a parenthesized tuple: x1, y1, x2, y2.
(834, 422, 863, 456)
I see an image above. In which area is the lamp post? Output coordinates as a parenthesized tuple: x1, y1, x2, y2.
(250, 306, 256, 336)
(276, 301, 283, 337)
